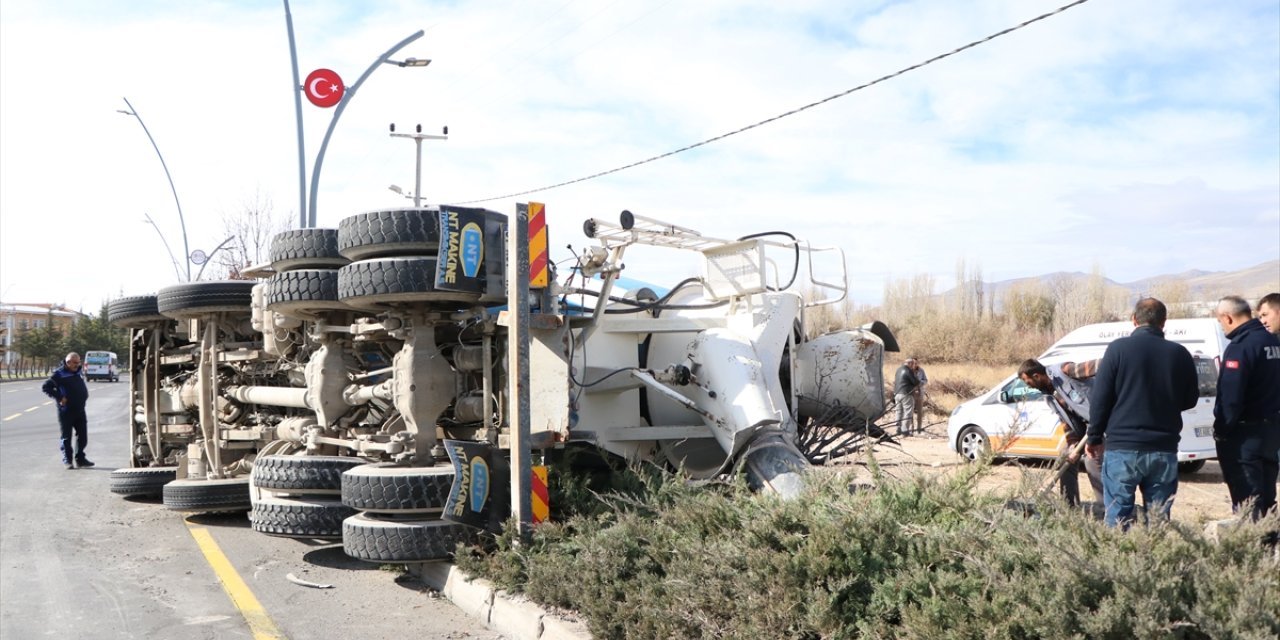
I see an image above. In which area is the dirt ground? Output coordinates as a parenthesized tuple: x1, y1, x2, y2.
(828, 423, 1238, 526)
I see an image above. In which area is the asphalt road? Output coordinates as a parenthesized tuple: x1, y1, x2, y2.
(0, 377, 505, 640)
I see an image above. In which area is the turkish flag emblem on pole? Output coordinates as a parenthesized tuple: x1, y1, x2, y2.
(304, 68, 345, 108)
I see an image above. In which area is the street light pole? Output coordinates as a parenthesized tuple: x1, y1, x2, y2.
(306, 29, 425, 227)
(282, 0, 307, 229)
(143, 213, 184, 282)
(194, 235, 237, 281)
(119, 97, 191, 282)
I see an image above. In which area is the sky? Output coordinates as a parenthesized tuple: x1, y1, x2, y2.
(1, 0, 1277, 314)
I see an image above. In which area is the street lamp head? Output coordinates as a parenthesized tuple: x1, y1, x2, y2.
(389, 185, 405, 195)
(399, 57, 431, 67)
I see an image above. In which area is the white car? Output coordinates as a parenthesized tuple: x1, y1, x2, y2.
(947, 319, 1226, 472)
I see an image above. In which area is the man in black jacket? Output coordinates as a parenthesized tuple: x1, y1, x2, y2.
(1086, 298, 1199, 529)
(1213, 295, 1280, 521)
(41, 352, 93, 470)
(893, 358, 921, 436)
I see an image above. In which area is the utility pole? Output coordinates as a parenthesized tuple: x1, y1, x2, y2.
(389, 123, 448, 207)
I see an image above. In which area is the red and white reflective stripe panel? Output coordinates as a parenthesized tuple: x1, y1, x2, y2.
(531, 465, 549, 524)
(528, 202, 549, 288)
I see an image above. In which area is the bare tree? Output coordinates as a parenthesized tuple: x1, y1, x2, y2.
(881, 273, 937, 328)
(1048, 263, 1127, 334)
(207, 190, 292, 280)
(1151, 279, 1194, 318)
(952, 258, 984, 318)
(1004, 281, 1055, 331)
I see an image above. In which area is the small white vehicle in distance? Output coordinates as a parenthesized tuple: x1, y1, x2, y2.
(83, 350, 119, 383)
(947, 318, 1226, 473)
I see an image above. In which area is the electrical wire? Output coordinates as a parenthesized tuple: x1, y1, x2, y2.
(564, 287, 728, 314)
(571, 364, 643, 389)
(738, 231, 799, 291)
(448, 0, 1094, 205)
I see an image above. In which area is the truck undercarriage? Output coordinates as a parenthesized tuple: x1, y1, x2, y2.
(109, 206, 897, 562)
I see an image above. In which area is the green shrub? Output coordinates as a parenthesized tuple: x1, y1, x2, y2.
(456, 461, 1280, 640)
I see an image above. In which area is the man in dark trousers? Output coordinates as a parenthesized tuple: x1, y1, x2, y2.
(1018, 358, 1102, 508)
(1212, 295, 1280, 521)
(893, 358, 921, 436)
(42, 352, 94, 469)
(1086, 298, 1198, 529)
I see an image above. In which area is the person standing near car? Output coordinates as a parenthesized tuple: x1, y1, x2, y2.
(1212, 295, 1280, 521)
(1086, 298, 1199, 529)
(894, 358, 921, 436)
(912, 362, 929, 433)
(1258, 292, 1280, 336)
(41, 352, 94, 470)
(1018, 358, 1102, 508)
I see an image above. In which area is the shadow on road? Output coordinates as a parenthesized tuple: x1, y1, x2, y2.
(185, 511, 251, 528)
(122, 495, 164, 505)
(302, 544, 383, 571)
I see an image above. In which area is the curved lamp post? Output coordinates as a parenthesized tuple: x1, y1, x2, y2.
(142, 213, 184, 282)
(119, 98, 192, 281)
(306, 30, 426, 227)
(194, 235, 237, 281)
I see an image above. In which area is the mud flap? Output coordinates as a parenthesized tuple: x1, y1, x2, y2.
(443, 440, 510, 534)
(860, 320, 900, 353)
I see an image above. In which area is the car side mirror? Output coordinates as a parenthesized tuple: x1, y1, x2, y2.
(999, 391, 1010, 403)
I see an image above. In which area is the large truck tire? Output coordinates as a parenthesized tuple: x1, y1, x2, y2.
(337, 258, 478, 307)
(264, 270, 350, 315)
(108, 295, 168, 327)
(109, 466, 177, 498)
(270, 228, 347, 272)
(337, 209, 440, 261)
(163, 477, 252, 513)
(157, 281, 256, 319)
(342, 513, 476, 563)
(340, 464, 453, 514)
(250, 496, 354, 539)
(252, 455, 366, 495)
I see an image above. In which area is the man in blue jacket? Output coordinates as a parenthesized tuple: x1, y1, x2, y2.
(1086, 298, 1199, 529)
(41, 352, 94, 469)
(1213, 295, 1280, 521)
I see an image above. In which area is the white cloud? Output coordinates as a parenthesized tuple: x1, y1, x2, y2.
(1, 0, 1276, 313)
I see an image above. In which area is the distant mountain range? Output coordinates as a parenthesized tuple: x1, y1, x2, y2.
(952, 259, 1279, 310)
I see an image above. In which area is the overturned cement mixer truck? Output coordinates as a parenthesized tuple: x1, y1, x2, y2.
(106, 205, 898, 563)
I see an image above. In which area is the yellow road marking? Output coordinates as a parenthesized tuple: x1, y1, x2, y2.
(24, 406, 39, 413)
(3, 413, 20, 421)
(186, 523, 286, 639)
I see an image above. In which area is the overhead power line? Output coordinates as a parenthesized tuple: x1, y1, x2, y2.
(450, 0, 1094, 205)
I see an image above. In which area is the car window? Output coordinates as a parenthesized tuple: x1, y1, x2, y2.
(1193, 356, 1218, 398)
(1001, 378, 1044, 404)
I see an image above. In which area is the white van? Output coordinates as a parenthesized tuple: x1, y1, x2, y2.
(948, 318, 1225, 472)
(83, 350, 119, 383)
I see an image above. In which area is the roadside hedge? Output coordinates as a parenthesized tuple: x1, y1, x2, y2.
(456, 459, 1280, 640)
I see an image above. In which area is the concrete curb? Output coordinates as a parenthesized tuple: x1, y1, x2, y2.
(414, 562, 592, 640)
